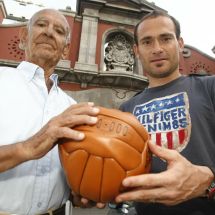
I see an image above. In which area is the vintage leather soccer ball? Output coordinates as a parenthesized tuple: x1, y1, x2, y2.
(59, 107, 151, 203)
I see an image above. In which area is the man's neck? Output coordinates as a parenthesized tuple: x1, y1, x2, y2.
(27, 59, 56, 91)
(46, 78, 53, 92)
(148, 72, 181, 88)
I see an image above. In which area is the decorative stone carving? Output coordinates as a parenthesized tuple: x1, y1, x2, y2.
(8, 36, 24, 60)
(182, 47, 191, 58)
(104, 34, 134, 72)
(190, 61, 211, 75)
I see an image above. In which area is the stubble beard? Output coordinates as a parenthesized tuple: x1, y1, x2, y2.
(146, 62, 179, 79)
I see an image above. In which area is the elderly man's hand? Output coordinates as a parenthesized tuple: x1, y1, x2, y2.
(70, 191, 105, 209)
(115, 141, 213, 206)
(20, 102, 99, 161)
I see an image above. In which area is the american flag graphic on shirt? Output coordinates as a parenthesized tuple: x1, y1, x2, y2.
(133, 92, 191, 152)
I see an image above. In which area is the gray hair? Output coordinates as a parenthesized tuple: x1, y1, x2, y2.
(27, 9, 71, 45)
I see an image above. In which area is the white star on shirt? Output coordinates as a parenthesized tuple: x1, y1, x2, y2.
(142, 106, 148, 112)
(136, 109, 140, 114)
(175, 97, 180, 103)
(159, 102, 164, 107)
(166, 100, 172, 105)
(151, 104, 156, 110)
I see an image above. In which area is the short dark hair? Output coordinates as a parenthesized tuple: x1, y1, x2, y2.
(134, 10, 181, 45)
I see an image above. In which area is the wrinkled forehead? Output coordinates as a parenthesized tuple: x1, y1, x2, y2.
(30, 9, 69, 30)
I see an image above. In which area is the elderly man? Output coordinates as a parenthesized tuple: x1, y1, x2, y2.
(0, 9, 99, 215)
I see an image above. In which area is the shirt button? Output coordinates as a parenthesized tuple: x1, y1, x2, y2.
(37, 202, 42, 208)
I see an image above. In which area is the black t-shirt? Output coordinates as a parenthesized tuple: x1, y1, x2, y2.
(120, 75, 215, 215)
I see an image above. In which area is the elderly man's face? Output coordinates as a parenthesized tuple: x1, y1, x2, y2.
(21, 9, 70, 67)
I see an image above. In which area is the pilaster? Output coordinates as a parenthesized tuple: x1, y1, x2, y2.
(75, 8, 99, 72)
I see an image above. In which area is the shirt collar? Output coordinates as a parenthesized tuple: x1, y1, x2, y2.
(50, 73, 59, 90)
(17, 61, 59, 91)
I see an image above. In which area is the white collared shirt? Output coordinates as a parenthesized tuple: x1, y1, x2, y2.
(0, 61, 76, 214)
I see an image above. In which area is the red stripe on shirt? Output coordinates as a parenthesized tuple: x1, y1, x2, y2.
(167, 132, 173, 149)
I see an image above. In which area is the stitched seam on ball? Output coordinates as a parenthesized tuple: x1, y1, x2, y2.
(79, 153, 90, 194)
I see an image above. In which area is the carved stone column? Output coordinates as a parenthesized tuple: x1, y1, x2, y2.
(75, 8, 99, 72)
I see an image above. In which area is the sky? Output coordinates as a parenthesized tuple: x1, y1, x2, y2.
(150, 0, 215, 57)
(3, 0, 215, 57)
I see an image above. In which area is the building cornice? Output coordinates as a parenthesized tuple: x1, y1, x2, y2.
(184, 44, 215, 61)
(0, 59, 148, 91)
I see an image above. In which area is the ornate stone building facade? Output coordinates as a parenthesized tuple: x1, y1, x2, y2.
(0, 0, 215, 109)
